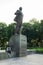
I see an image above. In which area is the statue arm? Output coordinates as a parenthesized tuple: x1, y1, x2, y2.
(15, 10, 20, 15)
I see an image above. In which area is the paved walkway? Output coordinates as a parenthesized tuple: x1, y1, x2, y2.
(0, 54, 43, 65)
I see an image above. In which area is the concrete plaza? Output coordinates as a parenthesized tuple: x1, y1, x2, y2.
(0, 54, 43, 65)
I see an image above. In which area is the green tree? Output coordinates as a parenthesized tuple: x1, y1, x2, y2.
(0, 22, 7, 49)
(22, 19, 40, 48)
(7, 23, 16, 41)
(22, 23, 33, 47)
(39, 20, 43, 47)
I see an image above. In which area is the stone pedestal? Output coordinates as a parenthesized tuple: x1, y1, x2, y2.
(8, 34, 27, 57)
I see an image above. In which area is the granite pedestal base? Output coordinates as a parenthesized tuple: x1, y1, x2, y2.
(8, 34, 27, 57)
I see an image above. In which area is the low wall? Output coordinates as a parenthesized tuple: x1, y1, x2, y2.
(0, 50, 15, 60)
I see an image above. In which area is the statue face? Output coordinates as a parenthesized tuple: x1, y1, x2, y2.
(19, 7, 22, 11)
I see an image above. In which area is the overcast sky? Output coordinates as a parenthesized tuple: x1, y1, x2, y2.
(0, 0, 43, 25)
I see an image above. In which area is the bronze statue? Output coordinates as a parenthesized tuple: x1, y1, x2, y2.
(14, 7, 23, 34)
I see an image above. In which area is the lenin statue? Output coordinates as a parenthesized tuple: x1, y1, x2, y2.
(14, 7, 23, 34)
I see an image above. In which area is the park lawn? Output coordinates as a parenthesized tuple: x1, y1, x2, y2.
(30, 48, 43, 51)
(35, 48, 43, 51)
(29, 47, 43, 53)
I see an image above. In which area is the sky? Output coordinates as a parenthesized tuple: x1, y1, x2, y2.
(0, 0, 43, 25)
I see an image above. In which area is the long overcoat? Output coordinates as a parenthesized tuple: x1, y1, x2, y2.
(14, 10, 23, 24)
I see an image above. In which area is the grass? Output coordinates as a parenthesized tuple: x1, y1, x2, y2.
(29, 47, 43, 53)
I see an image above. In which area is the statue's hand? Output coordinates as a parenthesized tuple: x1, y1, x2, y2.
(15, 10, 20, 15)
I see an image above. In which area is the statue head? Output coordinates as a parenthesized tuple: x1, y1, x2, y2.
(19, 7, 22, 11)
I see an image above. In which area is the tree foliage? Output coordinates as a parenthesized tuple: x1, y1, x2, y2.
(0, 18, 43, 49)
(7, 23, 16, 41)
(0, 23, 7, 49)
